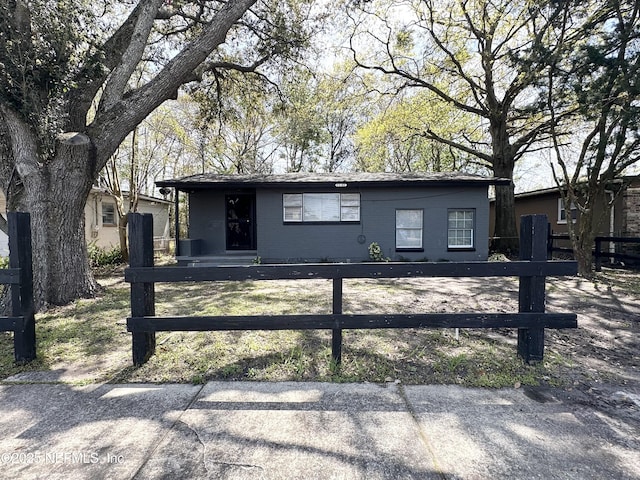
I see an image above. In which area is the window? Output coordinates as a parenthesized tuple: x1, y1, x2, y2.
(102, 203, 116, 226)
(557, 198, 577, 224)
(283, 193, 360, 223)
(448, 209, 475, 249)
(396, 209, 423, 250)
(340, 193, 361, 221)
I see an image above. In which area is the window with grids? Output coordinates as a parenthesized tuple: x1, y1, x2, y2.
(102, 203, 116, 226)
(557, 198, 577, 224)
(396, 209, 423, 250)
(283, 193, 360, 222)
(448, 209, 475, 249)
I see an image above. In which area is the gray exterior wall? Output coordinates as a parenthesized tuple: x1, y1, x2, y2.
(187, 190, 229, 255)
(188, 185, 490, 262)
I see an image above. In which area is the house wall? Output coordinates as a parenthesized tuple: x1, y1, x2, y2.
(489, 189, 624, 239)
(622, 187, 640, 236)
(187, 190, 229, 255)
(85, 192, 171, 250)
(188, 185, 491, 262)
(0, 190, 170, 257)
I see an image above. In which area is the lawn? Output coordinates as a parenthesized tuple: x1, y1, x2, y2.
(1, 264, 638, 390)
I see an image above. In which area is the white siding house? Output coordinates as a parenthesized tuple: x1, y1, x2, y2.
(0, 189, 172, 258)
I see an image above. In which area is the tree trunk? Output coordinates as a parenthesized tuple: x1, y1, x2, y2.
(8, 130, 99, 309)
(569, 186, 608, 278)
(1, 0, 259, 309)
(491, 162, 518, 255)
(573, 211, 596, 277)
(118, 213, 130, 263)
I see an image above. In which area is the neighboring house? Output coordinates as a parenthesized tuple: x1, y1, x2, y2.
(489, 176, 640, 240)
(156, 172, 508, 265)
(85, 188, 172, 251)
(0, 188, 172, 257)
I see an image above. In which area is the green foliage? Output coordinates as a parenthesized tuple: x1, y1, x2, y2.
(368, 242, 389, 262)
(354, 91, 480, 173)
(0, 256, 8, 269)
(87, 243, 124, 268)
(0, 0, 98, 147)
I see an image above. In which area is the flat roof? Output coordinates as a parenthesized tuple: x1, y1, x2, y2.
(157, 172, 511, 190)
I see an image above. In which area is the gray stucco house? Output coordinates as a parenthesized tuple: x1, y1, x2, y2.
(156, 172, 509, 265)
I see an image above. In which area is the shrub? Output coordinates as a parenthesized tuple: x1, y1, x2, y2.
(368, 242, 389, 262)
(88, 243, 124, 267)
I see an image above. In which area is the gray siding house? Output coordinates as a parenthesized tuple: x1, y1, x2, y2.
(157, 172, 508, 265)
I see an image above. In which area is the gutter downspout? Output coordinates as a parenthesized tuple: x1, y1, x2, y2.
(607, 190, 615, 262)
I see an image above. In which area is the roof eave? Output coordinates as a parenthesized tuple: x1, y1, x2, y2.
(156, 177, 511, 190)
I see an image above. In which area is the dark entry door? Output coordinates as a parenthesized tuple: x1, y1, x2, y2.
(226, 194, 256, 250)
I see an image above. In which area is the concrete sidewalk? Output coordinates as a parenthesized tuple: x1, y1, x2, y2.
(0, 381, 638, 479)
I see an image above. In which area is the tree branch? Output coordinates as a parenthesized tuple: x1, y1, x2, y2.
(91, 0, 258, 168)
(100, 0, 165, 112)
(418, 128, 493, 164)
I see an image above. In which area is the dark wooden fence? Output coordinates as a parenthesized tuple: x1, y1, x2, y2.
(548, 232, 640, 271)
(0, 212, 35, 363)
(126, 214, 577, 367)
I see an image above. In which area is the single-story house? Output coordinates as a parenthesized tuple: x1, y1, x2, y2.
(85, 188, 172, 251)
(489, 176, 640, 239)
(0, 188, 172, 257)
(156, 172, 509, 265)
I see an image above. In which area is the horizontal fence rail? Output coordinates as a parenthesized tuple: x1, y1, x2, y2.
(0, 269, 22, 285)
(127, 313, 578, 332)
(124, 260, 576, 283)
(126, 213, 578, 367)
(549, 233, 640, 271)
(0, 212, 36, 363)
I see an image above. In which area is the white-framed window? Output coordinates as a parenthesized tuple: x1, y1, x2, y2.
(396, 209, 423, 250)
(557, 198, 577, 224)
(102, 203, 116, 226)
(283, 193, 360, 223)
(448, 209, 475, 249)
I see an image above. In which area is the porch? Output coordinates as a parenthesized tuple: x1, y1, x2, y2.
(176, 252, 258, 267)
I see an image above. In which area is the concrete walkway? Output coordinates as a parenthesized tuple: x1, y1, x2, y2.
(0, 381, 638, 479)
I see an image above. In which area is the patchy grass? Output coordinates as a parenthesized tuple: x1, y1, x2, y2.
(0, 266, 637, 388)
(594, 267, 640, 295)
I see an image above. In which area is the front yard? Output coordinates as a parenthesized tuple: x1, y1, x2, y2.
(0, 266, 638, 393)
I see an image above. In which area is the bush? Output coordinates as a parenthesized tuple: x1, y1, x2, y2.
(368, 242, 389, 262)
(88, 243, 124, 267)
(0, 256, 8, 269)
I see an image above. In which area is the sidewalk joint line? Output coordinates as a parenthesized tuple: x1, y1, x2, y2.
(396, 384, 448, 480)
(129, 383, 207, 479)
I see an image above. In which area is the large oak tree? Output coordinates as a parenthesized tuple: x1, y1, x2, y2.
(348, 0, 571, 253)
(0, 0, 307, 308)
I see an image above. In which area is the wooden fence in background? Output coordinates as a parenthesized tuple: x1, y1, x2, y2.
(548, 232, 640, 271)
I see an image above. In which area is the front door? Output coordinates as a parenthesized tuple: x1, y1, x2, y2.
(226, 194, 256, 250)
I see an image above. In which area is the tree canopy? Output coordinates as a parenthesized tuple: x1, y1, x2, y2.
(0, 0, 314, 307)
(2, 0, 640, 308)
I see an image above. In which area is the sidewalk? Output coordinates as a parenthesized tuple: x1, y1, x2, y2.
(0, 381, 638, 479)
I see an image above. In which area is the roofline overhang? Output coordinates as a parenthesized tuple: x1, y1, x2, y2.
(156, 177, 511, 191)
(89, 186, 173, 205)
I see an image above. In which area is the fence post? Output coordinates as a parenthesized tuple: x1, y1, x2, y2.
(332, 277, 343, 366)
(8, 212, 35, 363)
(518, 215, 547, 363)
(129, 213, 156, 365)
